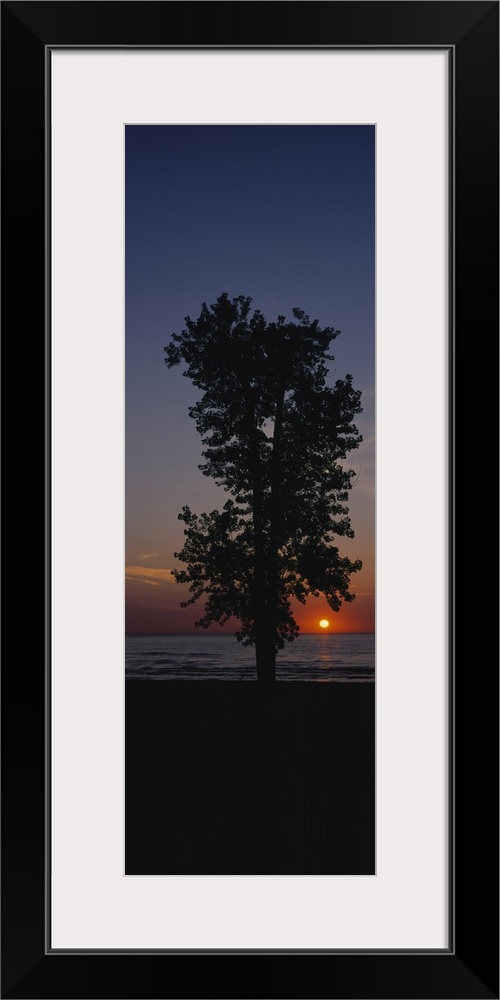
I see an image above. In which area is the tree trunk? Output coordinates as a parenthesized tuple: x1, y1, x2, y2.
(256, 623, 276, 682)
(263, 385, 285, 684)
(254, 631, 271, 682)
(246, 403, 270, 683)
(246, 390, 282, 684)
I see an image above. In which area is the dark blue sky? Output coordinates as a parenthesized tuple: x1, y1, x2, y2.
(125, 125, 375, 633)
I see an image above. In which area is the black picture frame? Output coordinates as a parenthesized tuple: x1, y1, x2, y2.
(2, 2, 498, 997)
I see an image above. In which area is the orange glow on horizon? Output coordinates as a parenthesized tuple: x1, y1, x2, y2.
(125, 575, 375, 636)
(293, 594, 375, 635)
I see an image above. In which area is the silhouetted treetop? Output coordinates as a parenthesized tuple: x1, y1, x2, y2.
(165, 293, 363, 682)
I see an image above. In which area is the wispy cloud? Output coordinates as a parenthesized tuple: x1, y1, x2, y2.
(125, 566, 175, 587)
(138, 552, 160, 560)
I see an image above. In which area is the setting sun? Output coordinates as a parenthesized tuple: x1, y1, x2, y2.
(319, 619, 330, 629)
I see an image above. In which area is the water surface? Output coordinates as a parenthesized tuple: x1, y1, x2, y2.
(126, 632, 375, 682)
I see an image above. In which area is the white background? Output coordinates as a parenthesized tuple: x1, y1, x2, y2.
(51, 50, 449, 950)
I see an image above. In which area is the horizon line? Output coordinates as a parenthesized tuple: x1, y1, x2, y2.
(125, 631, 375, 637)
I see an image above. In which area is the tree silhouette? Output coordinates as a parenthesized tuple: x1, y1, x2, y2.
(165, 293, 363, 682)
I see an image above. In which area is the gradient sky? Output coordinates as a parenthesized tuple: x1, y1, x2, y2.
(126, 125, 375, 635)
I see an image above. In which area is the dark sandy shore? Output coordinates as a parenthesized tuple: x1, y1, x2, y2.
(126, 680, 375, 876)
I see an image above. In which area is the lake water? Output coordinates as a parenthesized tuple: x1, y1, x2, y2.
(126, 632, 374, 682)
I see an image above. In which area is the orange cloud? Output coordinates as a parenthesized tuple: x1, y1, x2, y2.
(125, 566, 175, 587)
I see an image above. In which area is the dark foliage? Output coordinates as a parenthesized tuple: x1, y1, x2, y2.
(165, 293, 363, 681)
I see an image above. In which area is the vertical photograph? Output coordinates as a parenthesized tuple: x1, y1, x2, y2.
(125, 125, 375, 875)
